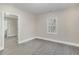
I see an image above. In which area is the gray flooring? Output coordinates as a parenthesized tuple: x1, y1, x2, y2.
(0, 37, 79, 55)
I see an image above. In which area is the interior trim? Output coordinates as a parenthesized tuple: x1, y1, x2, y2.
(36, 36, 79, 47)
(1, 36, 79, 51)
(18, 37, 36, 44)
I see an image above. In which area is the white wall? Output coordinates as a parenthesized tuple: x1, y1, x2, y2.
(0, 5, 36, 50)
(36, 6, 79, 44)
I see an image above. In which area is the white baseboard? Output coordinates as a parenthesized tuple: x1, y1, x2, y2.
(36, 36, 79, 47)
(18, 36, 79, 47)
(7, 34, 17, 37)
(0, 47, 4, 51)
(18, 37, 36, 44)
(1, 36, 79, 51)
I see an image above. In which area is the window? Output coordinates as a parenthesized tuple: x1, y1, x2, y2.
(47, 16, 57, 34)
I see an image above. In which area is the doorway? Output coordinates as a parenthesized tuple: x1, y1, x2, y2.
(4, 13, 18, 50)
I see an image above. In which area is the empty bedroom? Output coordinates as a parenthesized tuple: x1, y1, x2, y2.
(0, 3, 79, 55)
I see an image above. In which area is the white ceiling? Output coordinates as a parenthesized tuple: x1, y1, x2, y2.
(2, 3, 79, 15)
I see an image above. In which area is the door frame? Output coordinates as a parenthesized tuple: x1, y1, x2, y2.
(2, 11, 20, 49)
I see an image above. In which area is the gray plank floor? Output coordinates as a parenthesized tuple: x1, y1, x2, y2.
(0, 37, 79, 55)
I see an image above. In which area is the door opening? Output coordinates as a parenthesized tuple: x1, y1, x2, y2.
(4, 13, 18, 49)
